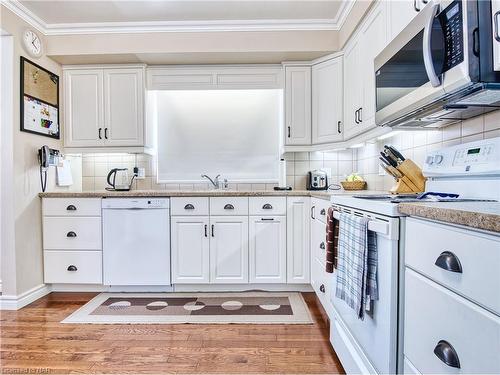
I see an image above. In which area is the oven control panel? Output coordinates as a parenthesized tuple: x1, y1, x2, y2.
(423, 137, 500, 176)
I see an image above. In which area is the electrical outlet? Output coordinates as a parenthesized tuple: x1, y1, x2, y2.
(135, 167, 146, 179)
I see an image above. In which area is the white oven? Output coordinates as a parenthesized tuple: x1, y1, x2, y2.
(328, 203, 402, 375)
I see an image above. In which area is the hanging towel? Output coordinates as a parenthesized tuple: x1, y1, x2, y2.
(335, 213, 378, 319)
(325, 207, 339, 273)
(56, 159, 73, 187)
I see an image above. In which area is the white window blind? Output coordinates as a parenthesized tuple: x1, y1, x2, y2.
(155, 89, 282, 183)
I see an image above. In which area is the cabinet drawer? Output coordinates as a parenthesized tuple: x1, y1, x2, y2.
(44, 250, 102, 284)
(311, 197, 330, 224)
(405, 269, 500, 374)
(405, 218, 500, 315)
(43, 198, 101, 217)
(171, 197, 209, 216)
(210, 197, 248, 216)
(249, 197, 286, 215)
(311, 258, 334, 317)
(43, 217, 102, 250)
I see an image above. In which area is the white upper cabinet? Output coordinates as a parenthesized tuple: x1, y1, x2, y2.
(388, 0, 429, 41)
(64, 66, 145, 149)
(344, 1, 388, 139)
(284, 66, 312, 145)
(210, 216, 249, 284)
(312, 57, 344, 144)
(103, 69, 144, 146)
(249, 216, 286, 284)
(286, 197, 310, 284)
(64, 69, 103, 147)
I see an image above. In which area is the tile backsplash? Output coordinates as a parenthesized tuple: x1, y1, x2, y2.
(81, 150, 357, 192)
(356, 110, 500, 191)
(80, 110, 500, 192)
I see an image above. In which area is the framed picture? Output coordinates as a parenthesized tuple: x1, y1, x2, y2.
(20, 56, 60, 139)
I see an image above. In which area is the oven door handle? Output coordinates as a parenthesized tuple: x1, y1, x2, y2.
(423, 2, 442, 88)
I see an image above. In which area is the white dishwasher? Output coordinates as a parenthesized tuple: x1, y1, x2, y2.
(102, 198, 171, 286)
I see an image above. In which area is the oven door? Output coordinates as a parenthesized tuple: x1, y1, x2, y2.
(375, 0, 471, 126)
(329, 209, 400, 374)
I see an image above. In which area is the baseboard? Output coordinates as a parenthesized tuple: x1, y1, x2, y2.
(0, 284, 52, 310)
(49, 283, 312, 293)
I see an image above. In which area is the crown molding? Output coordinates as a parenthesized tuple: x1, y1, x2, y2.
(2, 0, 356, 36)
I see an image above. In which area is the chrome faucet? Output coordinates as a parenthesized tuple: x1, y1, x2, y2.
(201, 174, 221, 189)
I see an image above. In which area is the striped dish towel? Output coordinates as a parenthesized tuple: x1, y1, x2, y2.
(335, 212, 378, 320)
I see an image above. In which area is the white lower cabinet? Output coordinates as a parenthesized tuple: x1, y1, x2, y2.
(249, 216, 286, 283)
(44, 250, 102, 284)
(286, 197, 311, 283)
(171, 216, 210, 284)
(210, 216, 249, 284)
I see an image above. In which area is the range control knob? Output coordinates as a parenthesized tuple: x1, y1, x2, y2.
(425, 155, 434, 165)
(434, 154, 444, 164)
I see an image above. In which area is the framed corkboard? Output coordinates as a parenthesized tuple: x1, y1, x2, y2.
(20, 57, 60, 139)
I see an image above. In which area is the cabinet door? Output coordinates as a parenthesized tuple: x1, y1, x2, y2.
(286, 197, 311, 283)
(171, 216, 210, 284)
(210, 216, 249, 284)
(359, 1, 388, 130)
(389, 0, 420, 41)
(312, 57, 344, 144)
(64, 69, 103, 147)
(249, 216, 286, 284)
(343, 37, 363, 140)
(103, 68, 144, 146)
(284, 66, 312, 145)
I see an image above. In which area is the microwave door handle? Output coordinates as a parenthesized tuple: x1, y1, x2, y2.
(423, 2, 442, 88)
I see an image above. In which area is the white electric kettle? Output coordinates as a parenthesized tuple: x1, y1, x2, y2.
(106, 168, 134, 191)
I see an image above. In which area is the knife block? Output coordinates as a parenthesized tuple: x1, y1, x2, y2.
(389, 159, 426, 194)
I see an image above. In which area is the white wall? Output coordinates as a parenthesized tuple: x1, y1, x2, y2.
(1, 6, 64, 297)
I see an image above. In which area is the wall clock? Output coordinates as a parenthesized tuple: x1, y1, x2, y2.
(22, 29, 43, 58)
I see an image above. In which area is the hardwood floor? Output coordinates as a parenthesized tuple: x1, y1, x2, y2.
(0, 292, 344, 374)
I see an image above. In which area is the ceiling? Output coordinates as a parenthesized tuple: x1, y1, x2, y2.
(10, 0, 353, 34)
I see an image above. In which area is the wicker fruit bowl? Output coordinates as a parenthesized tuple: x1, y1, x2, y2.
(341, 180, 367, 191)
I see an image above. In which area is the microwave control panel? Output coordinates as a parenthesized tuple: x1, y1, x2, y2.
(439, 0, 464, 72)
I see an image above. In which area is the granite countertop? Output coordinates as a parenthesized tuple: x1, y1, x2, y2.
(38, 189, 350, 199)
(398, 201, 500, 233)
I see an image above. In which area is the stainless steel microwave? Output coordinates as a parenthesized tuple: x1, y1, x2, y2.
(375, 0, 500, 128)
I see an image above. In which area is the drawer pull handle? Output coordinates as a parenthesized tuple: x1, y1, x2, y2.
(434, 340, 461, 369)
(320, 242, 325, 250)
(435, 251, 462, 273)
(261, 218, 274, 221)
(224, 204, 234, 210)
(66, 231, 77, 238)
(319, 284, 325, 293)
(66, 205, 77, 211)
(184, 204, 195, 210)
(262, 203, 273, 209)
(320, 208, 326, 215)
(67, 265, 78, 272)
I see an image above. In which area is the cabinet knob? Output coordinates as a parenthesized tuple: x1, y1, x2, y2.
(319, 284, 325, 293)
(262, 203, 273, 210)
(66, 231, 77, 238)
(320, 208, 326, 215)
(434, 340, 460, 369)
(184, 204, 195, 210)
(435, 251, 462, 273)
(224, 204, 235, 210)
(66, 205, 77, 211)
(67, 265, 77, 272)
(320, 242, 325, 250)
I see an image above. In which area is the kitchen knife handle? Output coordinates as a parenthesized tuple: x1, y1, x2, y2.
(435, 251, 463, 273)
(434, 340, 461, 369)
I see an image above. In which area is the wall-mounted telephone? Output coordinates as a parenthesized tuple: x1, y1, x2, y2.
(37, 146, 60, 192)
